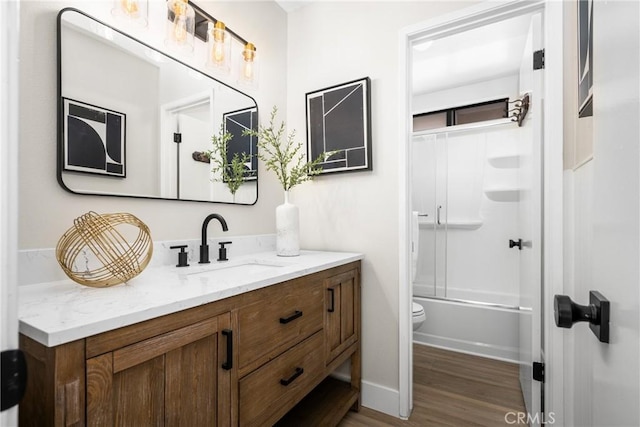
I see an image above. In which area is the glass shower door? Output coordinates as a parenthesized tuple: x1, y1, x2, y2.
(444, 124, 521, 306)
(411, 133, 446, 298)
(413, 122, 522, 306)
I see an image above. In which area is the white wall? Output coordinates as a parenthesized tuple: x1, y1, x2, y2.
(19, 0, 287, 249)
(286, 0, 479, 413)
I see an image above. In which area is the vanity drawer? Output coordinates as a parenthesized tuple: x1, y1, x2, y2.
(239, 331, 324, 426)
(238, 278, 323, 369)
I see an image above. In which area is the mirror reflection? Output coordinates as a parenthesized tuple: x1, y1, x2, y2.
(58, 8, 258, 204)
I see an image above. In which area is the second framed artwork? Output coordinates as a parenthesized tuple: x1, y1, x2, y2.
(62, 98, 126, 177)
(305, 77, 372, 174)
(223, 107, 259, 180)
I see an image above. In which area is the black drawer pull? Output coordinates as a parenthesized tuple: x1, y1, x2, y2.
(328, 288, 335, 313)
(221, 329, 233, 370)
(280, 367, 304, 386)
(279, 310, 303, 324)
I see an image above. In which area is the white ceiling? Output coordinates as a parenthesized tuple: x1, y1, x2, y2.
(412, 14, 534, 95)
(275, 0, 311, 13)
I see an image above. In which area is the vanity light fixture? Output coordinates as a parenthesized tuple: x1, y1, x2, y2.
(206, 21, 231, 72)
(111, 0, 148, 27)
(165, 0, 260, 86)
(239, 42, 258, 86)
(165, 0, 195, 52)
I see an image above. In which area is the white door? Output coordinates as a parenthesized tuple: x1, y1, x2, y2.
(175, 104, 214, 201)
(518, 12, 544, 424)
(1, 1, 21, 425)
(564, 1, 640, 425)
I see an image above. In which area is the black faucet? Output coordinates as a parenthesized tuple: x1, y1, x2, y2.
(199, 213, 228, 264)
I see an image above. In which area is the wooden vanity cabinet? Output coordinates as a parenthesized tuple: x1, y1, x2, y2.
(19, 261, 361, 427)
(275, 263, 362, 426)
(85, 313, 233, 426)
(324, 269, 359, 365)
(20, 302, 236, 427)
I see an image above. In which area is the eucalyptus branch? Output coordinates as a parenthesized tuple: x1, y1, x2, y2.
(244, 106, 339, 192)
(206, 125, 251, 196)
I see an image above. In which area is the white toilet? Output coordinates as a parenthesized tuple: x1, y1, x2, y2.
(411, 211, 426, 331)
(412, 302, 426, 331)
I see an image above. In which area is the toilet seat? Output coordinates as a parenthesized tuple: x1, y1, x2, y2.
(412, 301, 426, 331)
(412, 302, 425, 317)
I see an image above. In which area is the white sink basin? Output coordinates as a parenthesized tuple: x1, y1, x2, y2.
(185, 259, 291, 279)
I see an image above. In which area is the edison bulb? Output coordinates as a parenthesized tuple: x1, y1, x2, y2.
(120, 0, 139, 16)
(213, 42, 225, 63)
(173, 15, 187, 44)
(209, 22, 227, 65)
(242, 60, 254, 80)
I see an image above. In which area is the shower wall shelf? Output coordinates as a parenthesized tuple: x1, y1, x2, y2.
(487, 155, 519, 169)
(484, 189, 520, 202)
(418, 219, 483, 230)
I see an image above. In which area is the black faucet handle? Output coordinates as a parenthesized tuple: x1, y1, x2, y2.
(169, 245, 189, 268)
(217, 241, 232, 262)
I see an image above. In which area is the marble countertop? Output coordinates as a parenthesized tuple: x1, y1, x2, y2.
(19, 250, 363, 347)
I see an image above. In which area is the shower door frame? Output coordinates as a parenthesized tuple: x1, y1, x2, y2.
(397, 0, 565, 422)
(412, 118, 522, 307)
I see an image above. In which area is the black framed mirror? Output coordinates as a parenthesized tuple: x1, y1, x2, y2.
(57, 8, 258, 204)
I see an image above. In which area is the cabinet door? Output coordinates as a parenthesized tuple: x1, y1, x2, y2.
(87, 314, 232, 426)
(325, 269, 359, 364)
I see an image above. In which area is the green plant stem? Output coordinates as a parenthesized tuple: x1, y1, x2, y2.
(243, 106, 338, 192)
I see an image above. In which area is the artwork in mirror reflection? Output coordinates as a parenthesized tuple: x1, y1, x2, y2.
(58, 8, 258, 204)
(224, 108, 258, 180)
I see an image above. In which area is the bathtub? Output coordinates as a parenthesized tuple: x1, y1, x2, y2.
(413, 294, 522, 363)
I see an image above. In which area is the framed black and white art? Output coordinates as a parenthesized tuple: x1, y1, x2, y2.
(223, 107, 258, 180)
(306, 77, 372, 174)
(63, 98, 126, 177)
(578, 0, 593, 117)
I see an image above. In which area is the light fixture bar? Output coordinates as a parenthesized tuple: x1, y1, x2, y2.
(182, 1, 255, 50)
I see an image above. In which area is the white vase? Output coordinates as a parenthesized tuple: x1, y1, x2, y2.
(276, 190, 300, 256)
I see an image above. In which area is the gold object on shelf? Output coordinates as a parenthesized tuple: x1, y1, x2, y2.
(56, 211, 153, 288)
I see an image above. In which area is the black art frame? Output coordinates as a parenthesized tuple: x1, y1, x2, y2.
(223, 107, 258, 180)
(578, 0, 593, 117)
(63, 98, 126, 177)
(306, 77, 372, 174)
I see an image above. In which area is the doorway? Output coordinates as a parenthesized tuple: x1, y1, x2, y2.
(160, 92, 215, 201)
(398, 0, 565, 422)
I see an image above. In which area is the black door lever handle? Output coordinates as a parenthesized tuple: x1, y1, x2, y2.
(554, 291, 610, 343)
(509, 239, 523, 250)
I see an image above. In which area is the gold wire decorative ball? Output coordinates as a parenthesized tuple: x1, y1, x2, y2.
(56, 211, 153, 288)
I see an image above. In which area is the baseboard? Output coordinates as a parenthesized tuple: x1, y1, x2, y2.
(361, 380, 400, 418)
(331, 372, 400, 418)
(413, 332, 520, 363)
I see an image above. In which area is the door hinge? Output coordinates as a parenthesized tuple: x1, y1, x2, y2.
(533, 49, 545, 70)
(533, 361, 545, 383)
(1, 349, 27, 411)
(173, 132, 182, 143)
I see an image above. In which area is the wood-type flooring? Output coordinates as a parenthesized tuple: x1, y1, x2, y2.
(339, 344, 527, 426)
